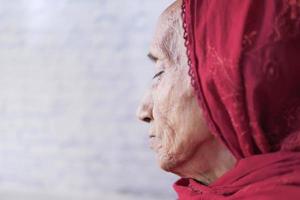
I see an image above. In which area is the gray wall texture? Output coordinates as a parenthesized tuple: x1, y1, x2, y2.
(0, 0, 178, 199)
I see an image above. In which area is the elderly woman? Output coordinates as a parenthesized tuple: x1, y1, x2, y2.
(137, 0, 300, 199)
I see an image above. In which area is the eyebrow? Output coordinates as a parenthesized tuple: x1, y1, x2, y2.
(147, 52, 158, 63)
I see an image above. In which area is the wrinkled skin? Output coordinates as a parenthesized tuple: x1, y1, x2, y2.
(136, 0, 236, 184)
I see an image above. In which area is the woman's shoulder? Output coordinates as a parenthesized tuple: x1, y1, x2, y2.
(233, 183, 300, 200)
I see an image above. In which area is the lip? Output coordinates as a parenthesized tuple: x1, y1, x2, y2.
(148, 135, 157, 150)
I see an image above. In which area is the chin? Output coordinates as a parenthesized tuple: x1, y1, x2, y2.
(157, 150, 187, 172)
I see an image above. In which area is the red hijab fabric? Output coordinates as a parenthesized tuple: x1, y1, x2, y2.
(174, 0, 300, 199)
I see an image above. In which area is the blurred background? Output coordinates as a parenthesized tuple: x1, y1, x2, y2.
(0, 0, 177, 199)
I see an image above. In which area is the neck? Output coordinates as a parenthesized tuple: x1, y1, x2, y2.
(173, 137, 236, 185)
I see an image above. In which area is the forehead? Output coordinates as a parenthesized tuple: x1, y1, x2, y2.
(149, 1, 182, 59)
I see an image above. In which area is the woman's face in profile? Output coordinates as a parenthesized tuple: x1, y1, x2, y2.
(136, 2, 214, 173)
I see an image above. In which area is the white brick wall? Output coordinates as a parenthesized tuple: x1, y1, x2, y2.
(0, 0, 178, 199)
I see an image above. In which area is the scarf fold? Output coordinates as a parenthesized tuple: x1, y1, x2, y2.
(174, 151, 300, 199)
(176, 0, 300, 199)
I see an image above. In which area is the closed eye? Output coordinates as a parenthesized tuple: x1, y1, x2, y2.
(153, 71, 165, 79)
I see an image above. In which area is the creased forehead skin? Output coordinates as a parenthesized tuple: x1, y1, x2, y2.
(150, 0, 186, 67)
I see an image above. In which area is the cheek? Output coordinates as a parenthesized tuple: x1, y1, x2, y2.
(166, 88, 211, 154)
(151, 68, 210, 144)
(152, 74, 176, 122)
(152, 106, 176, 148)
(178, 98, 212, 146)
(152, 69, 194, 132)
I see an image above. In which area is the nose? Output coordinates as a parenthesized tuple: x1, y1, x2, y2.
(136, 91, 153, 123)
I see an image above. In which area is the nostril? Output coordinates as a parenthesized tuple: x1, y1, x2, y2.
(137, 105, 153, 123)
(136, 96, 153, 123)
(142, 117, 151, 123)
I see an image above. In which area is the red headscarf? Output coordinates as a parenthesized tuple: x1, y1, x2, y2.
(174, 0, 300, 199)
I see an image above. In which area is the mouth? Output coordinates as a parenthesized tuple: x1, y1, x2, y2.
(149, 135, 155, 138)
(148, 134, 158, 151)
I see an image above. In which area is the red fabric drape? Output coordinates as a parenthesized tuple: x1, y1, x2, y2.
(174, 151, 300, 199)
(174, 0, 300, 199)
